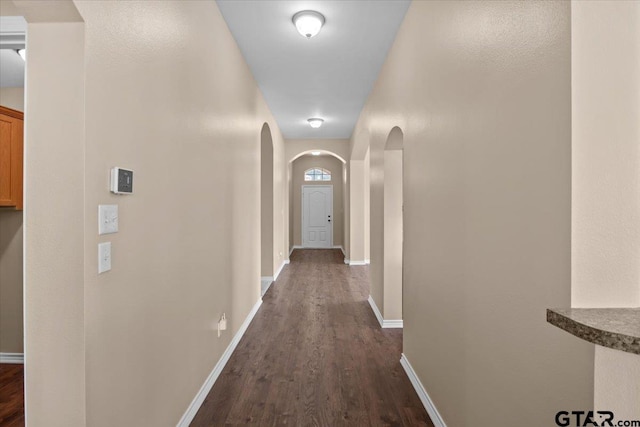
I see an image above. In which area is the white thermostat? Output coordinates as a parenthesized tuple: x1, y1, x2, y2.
(110, 167, 134, 194)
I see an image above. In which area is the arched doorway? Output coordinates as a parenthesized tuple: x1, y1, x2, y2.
(288, 150, 347, 258)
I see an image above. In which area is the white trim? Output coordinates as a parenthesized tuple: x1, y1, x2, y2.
(367, 295, 384, 327)
(367, 296, 403, 328)
(348, 260, 367, 266)
(261, 276, 273, 296)
(274, 259, 287, 281)
(0, 352, 24, 364)
(365, 259, 371, 265)
(290, 245, 303, 256)
(332, 245, 345, 256)
(400, 354, 447, 427)
(344, 258, 350, 265)
(0, 17, 26, 50)
(177, 298, 263, 427)
(383, 319, 403, 328)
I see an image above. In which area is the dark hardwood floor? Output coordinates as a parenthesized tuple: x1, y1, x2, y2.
(191, 249, 433, 426)
(0, 364, 24, 426)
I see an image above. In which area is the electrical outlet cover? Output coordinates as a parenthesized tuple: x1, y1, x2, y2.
(98, 242, 112, 274)
(98, 205, 118, 235)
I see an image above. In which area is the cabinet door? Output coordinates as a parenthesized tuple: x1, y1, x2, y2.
(0, 107, 24, 210)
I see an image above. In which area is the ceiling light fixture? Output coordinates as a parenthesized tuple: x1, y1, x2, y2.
(311, 151, 321, 156)
(292, 10, 325, 39)
(307, 118, 324, 128)
(17, 49, 25, 61)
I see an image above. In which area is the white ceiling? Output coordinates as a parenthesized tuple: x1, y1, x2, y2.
(0, 16, 26, 88)
(216, 0, 410, 139)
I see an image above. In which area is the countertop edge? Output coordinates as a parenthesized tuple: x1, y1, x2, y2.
(546, 309, 640, 356)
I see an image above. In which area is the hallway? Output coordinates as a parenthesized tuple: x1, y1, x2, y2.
(191, 249, 432, 426)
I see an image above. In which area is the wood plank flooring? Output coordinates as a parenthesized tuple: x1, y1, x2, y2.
(191, 249, 432, 426)
(0, 364, 24, 426)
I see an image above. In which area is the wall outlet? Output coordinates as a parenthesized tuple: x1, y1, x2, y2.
(98, 242, 111, 274)
(217, 313, 227, 338)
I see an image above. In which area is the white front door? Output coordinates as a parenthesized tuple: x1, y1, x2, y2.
(302, 185, 333, 248)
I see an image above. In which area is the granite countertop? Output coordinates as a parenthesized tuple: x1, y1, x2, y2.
(547, 308, 640, 355)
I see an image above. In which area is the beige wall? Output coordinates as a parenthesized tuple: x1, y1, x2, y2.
(383, 148, 402, 320)
(0, 87, 25, 355)
(351, 1, 593, 425)
(0, 210, 23, 354)
(595, 345, 640, 419)
(571, 0, 640, 308)
(291, 155, 344, 248)
(363, 147, 370, 262)
(343, 160, 350, 257)
(16, 0, 288, 424)
(288, 161, 293, 252)
(348, 159, 366, 263)
(25, 20, 86, 426)
(273, 127, 288, 275)
(261, 124, 274, 276)
(0, 87, 24, 111)
(1, 9, 89, 425)
(77, 1, 285, 425)
(571, 0, 640, 417)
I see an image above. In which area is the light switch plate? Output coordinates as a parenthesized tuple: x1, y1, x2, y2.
(98, 242, 111, 274)
(98, 205, 118, 235)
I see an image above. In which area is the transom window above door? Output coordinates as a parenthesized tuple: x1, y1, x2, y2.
(304, 168, 331, 181)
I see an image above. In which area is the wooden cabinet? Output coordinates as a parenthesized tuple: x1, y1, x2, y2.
(0, 106, 23, 210)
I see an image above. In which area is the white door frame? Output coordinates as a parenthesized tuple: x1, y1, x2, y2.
(302, 185, 333, 248)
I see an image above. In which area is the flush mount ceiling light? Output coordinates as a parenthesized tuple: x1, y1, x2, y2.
(307, 118, 324, 128)
(292, 10, 325, 38)
(17, 49, 25, 61)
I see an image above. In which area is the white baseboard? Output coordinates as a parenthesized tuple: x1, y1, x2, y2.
(332, 245, 345, 257)
(344, 258, 350, 264)
(365, 259, 371, 265)
(400, 354, 447, 427)
(367, 295, 384, 327)
(290, 245, 303, 256)
(177, 299, 263, 427)
(0, 353, 24, 364)
(383, 319, 403, 328)
(274, 259, 287, 281)
(367, 295, 403, 328)
(348, 260, 368, 266)
(261, 276, 273, 296)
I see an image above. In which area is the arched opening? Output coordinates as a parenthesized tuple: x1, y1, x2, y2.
(383, 127, 404, 325)
(288, 150, 346, 257)
(289, 149, 347, 164)
(260, 123, 274, 295)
